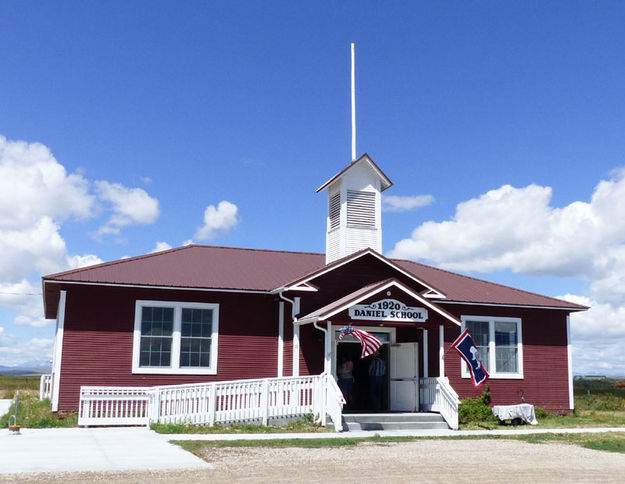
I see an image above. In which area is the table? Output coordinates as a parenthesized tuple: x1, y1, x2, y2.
(492, 403, 538, 425)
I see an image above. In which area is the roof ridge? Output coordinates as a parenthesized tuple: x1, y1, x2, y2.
(43, 244, 324, 280)
(392, 258, 587, 309)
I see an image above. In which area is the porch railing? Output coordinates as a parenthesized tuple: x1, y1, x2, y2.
(419, 377, 439, 412)
(436, 376, 460, 430)
(77, 374, 344, 429)
(39, 374, 52, 400)
(79, 386, 151, 426)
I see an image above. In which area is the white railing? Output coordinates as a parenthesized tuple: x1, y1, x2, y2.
(78, 387, 151, 426)
(419, 377, 439, 412)
(436, 376, 460, 430)
(78, 374, 345, 430)
(39, 374, 52, 400)
(152, 375, 322, 426)
(324, 373, 346, 431)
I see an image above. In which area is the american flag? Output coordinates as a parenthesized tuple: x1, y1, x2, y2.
(338, 326, 382, 359)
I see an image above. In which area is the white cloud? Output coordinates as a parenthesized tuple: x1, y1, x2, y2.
(95, 181, 160, 236)
(0, 135, 94, 230)
(0, 336, 54, 367)
(388, 169, 625, 375)
(382, 194, 434, 212)
(194, 201, 239, 241)
(388, 169, 625, 293)
(151, 241, 172, 253)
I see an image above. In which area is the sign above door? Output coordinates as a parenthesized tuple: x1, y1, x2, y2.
(348, 298, 428, 323)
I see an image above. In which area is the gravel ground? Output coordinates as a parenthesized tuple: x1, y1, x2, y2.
(3, 439, 625, 483)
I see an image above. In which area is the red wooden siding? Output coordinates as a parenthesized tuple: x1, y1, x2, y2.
(57, 285, 282, 411)
(442, 305, 571, 412)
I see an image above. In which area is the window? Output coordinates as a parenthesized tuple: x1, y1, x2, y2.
(132, 300, 219, 374)
(461, 316, 523, 379)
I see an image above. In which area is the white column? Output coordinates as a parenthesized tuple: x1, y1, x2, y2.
(423, 329, 429, 378)
(51, 290, 67, 412)
(325, 322, 332, 374)
(278, 301, 284, 377)
(567, 315, 574, 410)
(293, 323, 300, 377)
(439, 325, 445, 378)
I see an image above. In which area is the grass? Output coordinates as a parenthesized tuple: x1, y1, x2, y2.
(0, 394, 77, 428)
(0, 375, 40, 399)
(151, 417, 328, 434)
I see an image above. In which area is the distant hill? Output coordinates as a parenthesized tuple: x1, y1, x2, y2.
(0, 365, 51, 376)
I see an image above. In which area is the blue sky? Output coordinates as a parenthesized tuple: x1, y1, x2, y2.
(1, 1, 625, 374)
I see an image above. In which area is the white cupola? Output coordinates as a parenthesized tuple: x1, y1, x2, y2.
(316, 153, 393, 264)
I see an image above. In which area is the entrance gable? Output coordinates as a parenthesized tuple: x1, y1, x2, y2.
(282, 248, 446, 300)
(298, 278, 460, 326)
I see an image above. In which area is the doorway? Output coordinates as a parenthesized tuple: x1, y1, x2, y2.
(333, 327, 394, 412)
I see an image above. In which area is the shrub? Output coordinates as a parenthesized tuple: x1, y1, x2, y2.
(458, 386, 497, 425)
(534, 406, 548, 419)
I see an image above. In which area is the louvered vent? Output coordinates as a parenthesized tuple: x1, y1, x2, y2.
(347, 190, 375, 227)
(329, 192, 341, 229)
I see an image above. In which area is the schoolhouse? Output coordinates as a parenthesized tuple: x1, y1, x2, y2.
(41, 154, 586, 428)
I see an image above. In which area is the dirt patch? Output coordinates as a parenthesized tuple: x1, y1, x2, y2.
(4, 439, 625, 483)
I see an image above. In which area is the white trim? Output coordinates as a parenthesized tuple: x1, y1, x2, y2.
(439, 325, 445, 377)
(438, 300, 585, 311)
(278, 301, 284, 377)
(307, 279, 460, 326)
(460, 315, 524, 380)
(132, 300, 219, 375)
(567, 315, 574, 410)
(325, 321, 333, 375)
(51, 290, 66, 412)
(293, 324, 300, 377)
(281, 249, 446, 299)
(44, 279, 268, 295)
(423, 329, 428, 378)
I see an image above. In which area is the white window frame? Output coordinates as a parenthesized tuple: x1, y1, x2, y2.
(132, 300, 219, 375)
(460, 315, 523, 379)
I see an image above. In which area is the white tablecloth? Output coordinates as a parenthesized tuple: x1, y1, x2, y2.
(492, 403, 538, 425)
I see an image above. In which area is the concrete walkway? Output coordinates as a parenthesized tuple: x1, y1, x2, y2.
(0, 427, 211, 474)
(1, 425, 624, 474)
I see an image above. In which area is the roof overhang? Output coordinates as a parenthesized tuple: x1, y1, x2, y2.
(297, 278, 461, 326)
(316, 153, 393, 193)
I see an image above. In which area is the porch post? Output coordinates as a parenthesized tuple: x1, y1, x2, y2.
(293, 323, 300, 377)
(423, 329, 428, 378)
(439, 325, 445, 377)
(325, 321, 332, 374)
(278, 301, 284, 377)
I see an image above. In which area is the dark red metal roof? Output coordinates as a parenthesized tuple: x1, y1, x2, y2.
(42, 244, 586, 311)
(43, 245, 325, 291)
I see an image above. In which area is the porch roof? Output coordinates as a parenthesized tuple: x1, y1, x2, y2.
(297, 278, 461, 326)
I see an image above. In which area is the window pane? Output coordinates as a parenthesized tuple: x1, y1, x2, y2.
(466, 320, 490, 369)
(495, 321, 518, 373)
(139, 306, 174, 367)
(179, 307, 213, 368)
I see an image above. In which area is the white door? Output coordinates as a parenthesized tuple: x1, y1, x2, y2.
(390, 343, 419, 411)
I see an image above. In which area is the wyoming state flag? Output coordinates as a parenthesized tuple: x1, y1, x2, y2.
(452, 329, 489, 388)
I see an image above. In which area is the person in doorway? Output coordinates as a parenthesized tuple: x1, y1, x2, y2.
(368, 350, 386, 411)
(337, 356, 354, 408)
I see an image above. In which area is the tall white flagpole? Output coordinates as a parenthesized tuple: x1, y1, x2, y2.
(351, 42, 356, 161)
